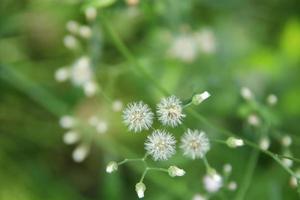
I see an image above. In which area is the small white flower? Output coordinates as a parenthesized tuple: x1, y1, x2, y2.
(203, 172, 223, 193)
(96, 120, 108, 134)
(240, 87, 253, 100)
(192, 91, 211, 105)
(79, 25, 92, 39)
(227, 181, 237, 191)
(106, 161, 118, 173)
(85, 7, 97, 21)
(71, 56, 92, 86)
(259, 137, 270, 150)
(267, 94, 278, 106)
(157, 95, 185, 127)
(66, 20, 79, 34)
(55, 67, 69, 82)
(112, 100, 123, 112)
(72, 144, 90, 163)
(223, 163, 232, 174)
(281, 135, 292, 147)
(123, 101, 154, 133)
(63, 35, 78, 49)
(63, 131, 79, 145)
(168, 166, 186, 177)
(145, 130, 176, 161)
(247, 114, 260, 126)
(180, 129, 210, 159)
(59, 115, 75, 129)
(192, 194, 207, 200)
(135, 182, 146, 198)
(226, 137, 244, 148)
(83, 81, 98, 97)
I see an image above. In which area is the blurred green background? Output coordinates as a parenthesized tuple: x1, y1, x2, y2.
(1, 0, 300, 199)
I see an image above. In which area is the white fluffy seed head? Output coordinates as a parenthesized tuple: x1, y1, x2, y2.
(145, 130, 176, 161)
(55, 67, 70, 82)
(123, 101, 154, 133)
(71, 56, 92, 86)
(203, 172, 223, 193)
(180, 129, 210, 159)
(157, 95, 185, 127)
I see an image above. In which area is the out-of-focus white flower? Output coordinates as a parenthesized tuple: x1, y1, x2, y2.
(83, 81, 98, 97)
(226, 137, 244, 148)
(203, 172, 223, 193)
(71, 56, 92, 86)
(85, 7, 97, 21)
(180, 129, 210, 159)
(223, 163, 232, 174)
(192, 194, 207, 200)
(145, 130, 176, 161)
(72, 144, 90, 162)
(267, 94, 278, 106)
(66, 20, 79, 34)
(63, 35, 78, 49)
(168, 166, 186, 177)
(96, 120, 108, 134)
(169, 34, 197, 62)
(195, 29, 216, 54)
(112, 100, 123, 112)
(106, 161, 118, 173)
(135, 182, 146, 198)
(192, 91, 211, 105)
(290, 176, 298, 188)
(123, 101, 154, 133)
(259, 137, 270, 150)
(240, 87, 253, 100)
(282, 151, 293, 168)
(55, 67, 69, 82)
(88, 115, 99, 126)
(281, 135, 292, 147)
(59, 115, 75, 129)
(157, 96, 185, 127)
(79, 25, 92, 39)
(227, 181, 237, 191)
(247, 114, 261, 127)
(63, 131, 80, 145)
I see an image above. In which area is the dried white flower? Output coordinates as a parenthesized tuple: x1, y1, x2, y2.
(226, 137, 244, 148)
(72, 144, 90, 162)
(55, 67, 69, 82)
(63, 131, 79, 145)
(63, 35, 78, 49)
(247, 114, 260, 126)
(135, 182, 146, 198)
(180, 129, 210, 159)
(192, 91, 211, 105)
(112, 100, 123, 112)
(123, 101, 154, 133)
(168, 166, 186, 177)
(203, 172, 223, 193)
(83, 81, 98, 97)
(267, 94, 278, 106)
(79, 25, 92, 39)
(85, 7, 97, 21)
(157, 96, 185, 127)
(106, 161, 118, 173)
(145, 130, 176, 161)
(240, 87, 253, 100)
(71, 56, 92, 86)
(259, 137, 270, 150)
(59, 115, 75, 129)
(66, 20, 79, 34)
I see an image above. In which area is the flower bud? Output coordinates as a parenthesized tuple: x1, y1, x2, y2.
(63, 131, 79, 145)
(266, 94, 278, 106)
(59, 115, 75, 129)
(55, 67, 69, 82)
(192, 91, 211, 105)
(72, 144, 89, 163)
(85, 7, 97, 21)
(135, 182, 146, 198)
(240, 87, 253, 100)
(259, 137, 270, 150)
(106, 161, 118, 173)
(168, 166, 186, 177)
(226, 137, 244, 148)
(223, 163, 232, 175)
(227, 181, 237, 191)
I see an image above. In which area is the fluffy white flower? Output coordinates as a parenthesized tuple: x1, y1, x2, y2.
(72, 144, 90, 163)
(71, 56, 92, 86)
(145, 130, 176, 161)
(123, 101, 154, 133)
(63, 131, 79, 145)
(203, 173, 223, 193)
(180, 129, 210, 159)
(157, 96, 185, 127)
(55, 67, 69, 82)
